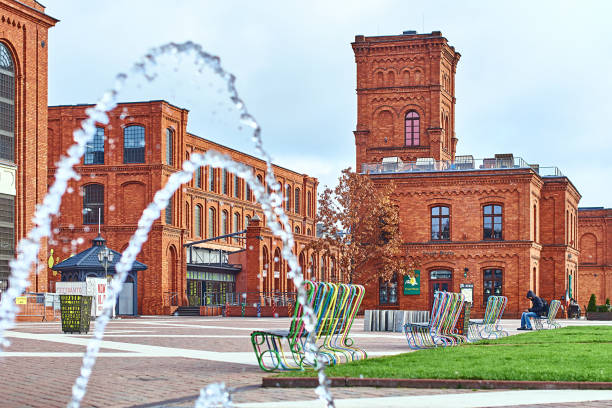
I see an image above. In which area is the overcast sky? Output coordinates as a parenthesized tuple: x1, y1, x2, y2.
(45, 0, 612, 207)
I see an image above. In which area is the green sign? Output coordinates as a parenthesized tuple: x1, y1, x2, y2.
(60, 295, 92, 334)
(403, 270, 420, 295)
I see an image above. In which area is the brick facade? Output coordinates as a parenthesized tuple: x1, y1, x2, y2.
(578, 208, 612, 307)
(47, 100, 333, 314)
(0, 1, 56, 293)
(352, 31, 582, 318)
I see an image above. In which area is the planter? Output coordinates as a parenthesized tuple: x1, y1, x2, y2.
(586, 312, 612, 321)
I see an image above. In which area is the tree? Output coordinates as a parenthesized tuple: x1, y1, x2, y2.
(587, 294, 597, 312)
(307, 168, 415, 284)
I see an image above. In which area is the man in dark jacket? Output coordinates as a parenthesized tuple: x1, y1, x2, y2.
(518, 290, 543, 330)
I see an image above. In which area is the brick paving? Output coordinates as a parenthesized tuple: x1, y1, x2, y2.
(1, 317, 611, 407)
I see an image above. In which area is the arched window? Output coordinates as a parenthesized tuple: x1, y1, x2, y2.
(286, 185, 292, 212)
(221, 210, 228, 236)
(245, 215, 251, 227)
(222, 170, 229, 195)
(405, 111, 420, 146)
(330, 258, 336, 281)
(85, 127, 105, 165)
(165, 195, 173, 225)
(320, 257, 326, 281)
(195, 205, 202, 237)
(0, 43, 15, 163)
(483, 269, 503, 305)
(233, 212, 240, 243)
(83, 184, 104, 224)
(307, 228, 312, 236)
(533, 204, 537, 242)
(294, 226, 300, 234)
(295, 188, 301, 214)
(483, 204, 503, 240)
(274, 247, 282, 279)
(309, 254, 316, 280)
(208, 207, 216, 238)
(124, 125, 145, 163)
(165, 128, 173, 166)
(307, 191, 312, 217)
(431, 206, 450, 240)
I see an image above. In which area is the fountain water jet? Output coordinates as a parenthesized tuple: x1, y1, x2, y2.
(0, 42, 335, 408)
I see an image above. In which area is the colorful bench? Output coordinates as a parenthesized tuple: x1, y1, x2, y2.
(468, 295, 508, 340)
(250, 281, 366, 371)
(404, 291, 467, 350)
(531, 299, 561, 330)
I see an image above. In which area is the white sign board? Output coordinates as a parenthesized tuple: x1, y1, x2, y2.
(86, 277, 108, 317)
(55, 282, 87, 296)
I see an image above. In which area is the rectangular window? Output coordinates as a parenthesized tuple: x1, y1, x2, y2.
(431, 206, 450, 240)
(84, 127, 105, 165)
(222, 170, 229, 195)
(234, 177, 241, 198)
(165, 196, 173, 225)
(195, 168, 202, 188)
(208, 167, 215, 192)
(379, 274, 398, 305)
(483, 269, 503, 305)
(483, 204, 503, 240)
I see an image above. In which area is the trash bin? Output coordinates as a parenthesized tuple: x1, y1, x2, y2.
(60, 295, 93, 333)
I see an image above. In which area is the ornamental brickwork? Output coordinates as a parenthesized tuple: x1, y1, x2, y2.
(47, 100, 327, 314)
(578, 208, 612, 307)
(353, 31, 582, 318)
(0, 1, 57, 293)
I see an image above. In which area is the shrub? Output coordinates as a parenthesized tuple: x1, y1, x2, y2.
(606, 298, 611, 306)
(587, 294, 597, 312)
(596, 305, 609, 313)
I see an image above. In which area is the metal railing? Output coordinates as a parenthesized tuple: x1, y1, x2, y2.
(187, 291, 298, 307)
(164, 291, 179, 307)
(361, 156, 563, 177)
(15, 293, 61, 321)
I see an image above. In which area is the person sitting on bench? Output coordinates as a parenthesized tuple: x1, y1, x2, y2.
(518, 290, 543, 331)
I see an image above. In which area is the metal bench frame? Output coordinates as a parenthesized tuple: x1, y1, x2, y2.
(404, 291, 466, 350)
(531, 299, 561, 330)
(250, 281, 366, 372)
(468, 295, 508, 340)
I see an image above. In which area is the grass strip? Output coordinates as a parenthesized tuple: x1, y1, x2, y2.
(277, 327, 612, 382)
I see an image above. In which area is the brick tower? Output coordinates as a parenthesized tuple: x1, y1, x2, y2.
(352, 31, 461, 170)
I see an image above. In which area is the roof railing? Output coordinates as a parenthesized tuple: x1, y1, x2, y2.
(361, 156, 563, 177)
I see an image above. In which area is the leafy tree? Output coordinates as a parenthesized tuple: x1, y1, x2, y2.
(587, 294, 597, 312)
(308, 168, 415, 284)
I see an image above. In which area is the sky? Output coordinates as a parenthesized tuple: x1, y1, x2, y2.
(45, 0, 612, 207)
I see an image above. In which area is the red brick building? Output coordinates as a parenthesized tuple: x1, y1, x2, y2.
(0, 1, 56, 294)
(47, 100, 336, 314)
(352, 31, 581, 318)
(578, 208, 612, 306)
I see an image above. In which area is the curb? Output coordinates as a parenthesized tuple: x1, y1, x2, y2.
(262, 377, 612, 390)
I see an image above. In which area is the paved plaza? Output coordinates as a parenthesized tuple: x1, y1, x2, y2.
(1, 317, 611, 407)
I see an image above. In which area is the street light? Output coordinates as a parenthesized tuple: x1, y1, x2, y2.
(97, 246, 115, 318)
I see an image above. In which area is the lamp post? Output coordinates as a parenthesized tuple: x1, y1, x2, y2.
(98, 246, 115, 319)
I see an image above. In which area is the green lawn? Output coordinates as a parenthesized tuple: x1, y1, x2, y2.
(278, 326, 612, 382)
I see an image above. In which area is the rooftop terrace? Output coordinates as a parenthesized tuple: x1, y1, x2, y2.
(361, 155, 563, 178)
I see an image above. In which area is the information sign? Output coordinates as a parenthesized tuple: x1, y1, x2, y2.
(403, 270, 420, 295)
